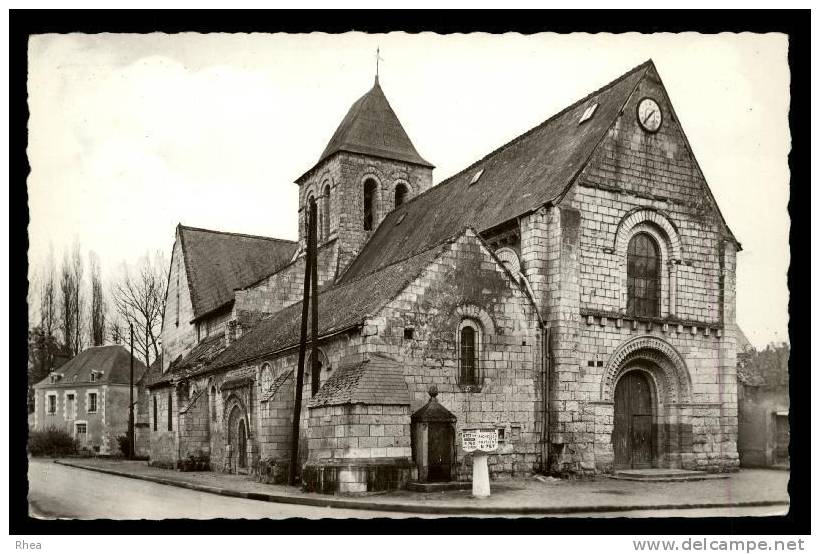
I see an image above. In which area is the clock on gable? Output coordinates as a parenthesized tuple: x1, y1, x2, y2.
(637, 97, 662, 133)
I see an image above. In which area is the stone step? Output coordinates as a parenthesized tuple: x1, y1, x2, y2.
(610, 469, 730, 482)
(407, 481, 472, 492)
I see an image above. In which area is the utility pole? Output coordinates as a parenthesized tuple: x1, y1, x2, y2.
(289, 198, 317, 486)
(311, 198, 319, 398)
(129, 322, 135, 459)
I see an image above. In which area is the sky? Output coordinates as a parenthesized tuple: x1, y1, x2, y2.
(27, 32, 790, 348)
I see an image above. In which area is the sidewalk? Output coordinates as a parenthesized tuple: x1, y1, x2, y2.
(52, 458, 790, 515)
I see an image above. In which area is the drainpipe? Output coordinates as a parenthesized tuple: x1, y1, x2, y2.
(541, 326, 551, 474)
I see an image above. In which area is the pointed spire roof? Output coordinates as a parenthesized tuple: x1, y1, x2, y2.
(317, 78, 433, 169)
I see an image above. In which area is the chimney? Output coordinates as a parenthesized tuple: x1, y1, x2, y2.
(225, 320, 238, 346)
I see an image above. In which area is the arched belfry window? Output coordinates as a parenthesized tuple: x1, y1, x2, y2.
(627, 233, 661, 318)
(363, 179, 378, 231)
(394, 183, 408, 208)
(458, 320, 481, 387)
(322, 184, 331, 240)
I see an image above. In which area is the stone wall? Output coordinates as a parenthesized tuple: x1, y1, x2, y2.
(101, 385, 133, 456)
(360, 231, 543, 479)
(297, 152, 433, 275)
(738, 384, 789, 467)
(148, 386, 178, 467)
(513, 67, 739, 475)
(178, 389, 211, 460)
(34, 384, 117, 454)
(257, 372, 295, 462)
(233, 241, 338, 326)
(307, 404, 412, 461)
(161, 234, 197, 371)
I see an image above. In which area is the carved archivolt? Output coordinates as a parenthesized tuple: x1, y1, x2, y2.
(601, 336, 692, 404)
(613, 208, 682, 261)
(455, 304, 497, 335)
(222, 393, 251, 438)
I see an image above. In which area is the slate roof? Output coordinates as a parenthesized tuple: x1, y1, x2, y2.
(179, 225, 298, 320)
(339, 61, 651, 282)
(309, 354, 411, 408)
(411, 392, 457, 423)
(300, 78, 432, 181)
(212, 241, 448, 370)
(34, 345, 148, 388)
(146, 334, 226, 388)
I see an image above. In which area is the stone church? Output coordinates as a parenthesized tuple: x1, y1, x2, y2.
(146, 60, 741, 492)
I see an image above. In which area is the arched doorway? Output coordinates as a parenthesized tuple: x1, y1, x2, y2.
(613, 370, 655, 469)
(227, 404, 248, 471)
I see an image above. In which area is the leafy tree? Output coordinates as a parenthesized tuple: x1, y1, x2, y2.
(737, 342, 789, 387)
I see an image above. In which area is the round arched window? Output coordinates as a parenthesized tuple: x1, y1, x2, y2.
(627, 232, 660, 318)
(458, 320, 481, 387)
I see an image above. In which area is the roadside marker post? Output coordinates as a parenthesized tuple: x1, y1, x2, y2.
(462, 428, 498, 498)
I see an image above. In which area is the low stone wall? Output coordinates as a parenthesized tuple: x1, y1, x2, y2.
(307, 404, 412, 460)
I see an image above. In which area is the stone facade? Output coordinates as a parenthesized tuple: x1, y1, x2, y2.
(509, 66, 739, 475)
(297, 152, 433, 275)
(33, 382, 133, 455)
(161, 233, 197, 371)
(150, 62, 741, 487)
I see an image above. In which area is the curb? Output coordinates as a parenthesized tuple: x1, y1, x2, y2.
(53, 460, 789, 516)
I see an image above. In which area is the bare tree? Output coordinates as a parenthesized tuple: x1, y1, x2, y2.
(39, 246, 57, 342)
(108, 312, 127, 345)
(111, 251, 168, 369)
(71, 240, 84, 354)
(57, 240, 86, 356)
(89, 251, 106, 346)
(59, 250, 77, 354)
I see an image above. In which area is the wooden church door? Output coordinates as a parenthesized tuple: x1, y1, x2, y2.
(613, 372, 654, 469)
(427, 423, 453, 482)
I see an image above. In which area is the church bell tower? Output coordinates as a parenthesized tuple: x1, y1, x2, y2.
(294, 75, 434, 277)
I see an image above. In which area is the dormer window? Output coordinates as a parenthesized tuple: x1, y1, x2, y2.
(579, 103, 598, 124)
(469, 169, 484, 186)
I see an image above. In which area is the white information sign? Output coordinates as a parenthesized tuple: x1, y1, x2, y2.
(461, 428, 499, 453)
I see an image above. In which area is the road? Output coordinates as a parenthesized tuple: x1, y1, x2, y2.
(27, 459, 417, 519)
(27, 459, 784, 520)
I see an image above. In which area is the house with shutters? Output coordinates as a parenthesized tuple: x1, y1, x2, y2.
(146, 60, 741, 492)
(32, 345, 148, 455)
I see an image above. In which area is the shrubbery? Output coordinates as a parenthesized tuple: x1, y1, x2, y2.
(117, 435, 131, 457)
(28, 426, 78, 457)
(179, 450, 210, 472)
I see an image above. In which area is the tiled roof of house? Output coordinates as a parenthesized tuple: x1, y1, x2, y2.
(179, 225, 298, 320)
(300, 78, 432, 181)
(309, 354, 411, 408)
(212, 240, 449, 370)
(33, 345, 148, 388)
(339, 61, 651, 282)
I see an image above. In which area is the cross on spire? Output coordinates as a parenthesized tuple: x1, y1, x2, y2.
(375, 46, 384, 84)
